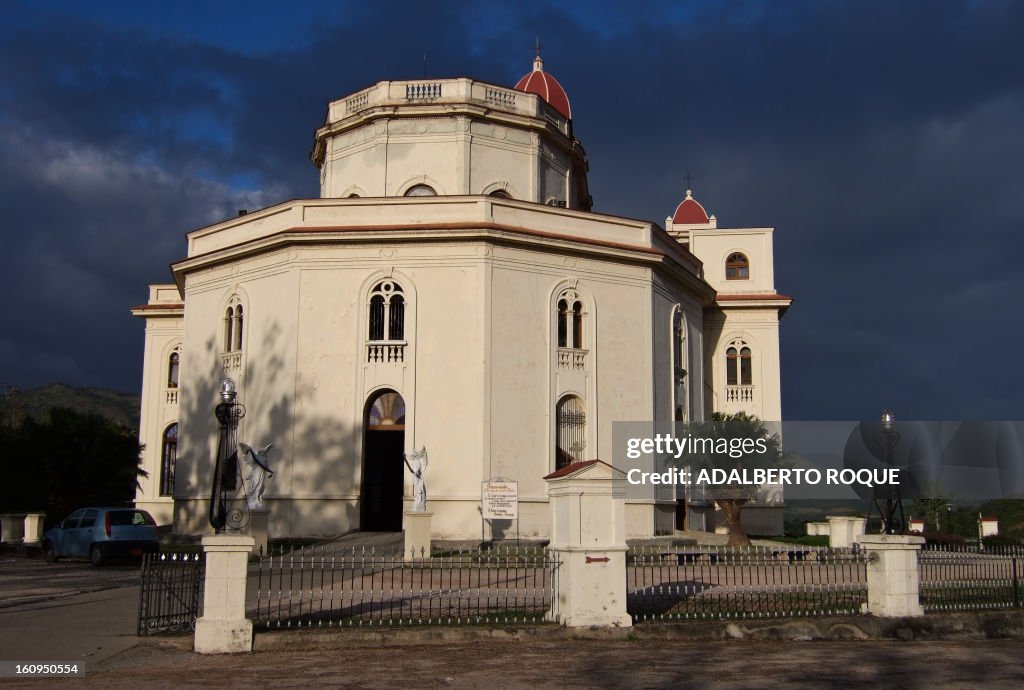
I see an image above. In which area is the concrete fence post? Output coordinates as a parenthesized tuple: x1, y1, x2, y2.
(543, 460, 632, 628)
(0, 513, 26, 544)
(827, 515, 866, 548)
(194, 534, 255, 654)
(22, 513, 46, 544)
(858, 534, 925, 617)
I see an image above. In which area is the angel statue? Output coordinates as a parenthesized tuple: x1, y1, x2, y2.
(404, 446, 428, 511)
(239, 442, 274, 510)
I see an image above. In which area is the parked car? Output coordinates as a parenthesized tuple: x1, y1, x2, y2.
(42, 507, 159, 566)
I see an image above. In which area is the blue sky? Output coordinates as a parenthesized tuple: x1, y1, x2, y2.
(1, 0, 1022, 420)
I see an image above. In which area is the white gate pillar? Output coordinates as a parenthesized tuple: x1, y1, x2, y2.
(194, 534, 255, 653)
(544, 460, 631, 628)
(858, 534, 925, 617)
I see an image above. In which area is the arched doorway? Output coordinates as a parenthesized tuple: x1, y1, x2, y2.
(361, 390, 406, 531)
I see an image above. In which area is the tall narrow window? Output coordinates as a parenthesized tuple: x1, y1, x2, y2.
(233, 305, 244, 351)
(167, 351, 180, 388)
(389, 294, 405, 340)
(740, 347, 752, 386)
(726, 347, 738, 386)
(367, 281, 405, 341)
(725, 253, 750, 280)
(224, 307, 234, 351)
(368, 295, 385, 340)
(557, 300, 568, 348)
(572, 303, 583, 349)
(555, 395, 586, 469)
(555, 290, 585, 350)
(160, 423, 178, 497)
(673, 310, 687, 421)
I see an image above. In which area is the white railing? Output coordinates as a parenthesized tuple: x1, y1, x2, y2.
(556, 348, 587, 370)
(406, 82, 441, 100)
(725, 385, 755, 403)
(367, 341, 406, 363)
(346, 91, 369, 113)
(220, 351, 242, 373)
(165, 389, 178, 405)
(484, 86, 517, 108)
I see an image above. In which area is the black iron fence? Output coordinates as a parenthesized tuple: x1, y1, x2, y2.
(627, 544, 868, 622)
(919, 544, 1024, 612)
(249, 545, 559, 628)
(137, 552, 205, 635)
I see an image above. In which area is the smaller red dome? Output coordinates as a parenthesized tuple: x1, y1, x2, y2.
(672, 190, 710, 224)
(514, 56, 572, 120)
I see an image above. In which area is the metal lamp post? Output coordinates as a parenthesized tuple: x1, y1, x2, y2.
(209, 378, 245, 532)
(870, 409, 904, 535)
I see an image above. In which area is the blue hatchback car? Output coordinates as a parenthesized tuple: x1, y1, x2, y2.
(42, 507, 159, 566)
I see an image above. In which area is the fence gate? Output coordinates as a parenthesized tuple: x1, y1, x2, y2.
(137, 552, 205, 635)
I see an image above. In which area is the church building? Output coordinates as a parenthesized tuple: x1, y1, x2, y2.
(131, 56, 790, 540)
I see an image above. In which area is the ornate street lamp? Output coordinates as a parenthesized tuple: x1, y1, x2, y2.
(869, 409, 904, 534)
(209, 378, 245, 532)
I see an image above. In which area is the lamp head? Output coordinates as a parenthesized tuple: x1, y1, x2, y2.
(219, 377, 237, 404)
(880, 409, 895, 430)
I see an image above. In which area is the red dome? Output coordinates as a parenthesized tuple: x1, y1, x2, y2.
(514, 56, 572, 120)
(672, 190, 710, 224)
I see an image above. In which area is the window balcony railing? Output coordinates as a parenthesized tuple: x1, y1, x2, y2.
(725, 385, 755, 404)
(165, 389, 179, 405)
(367, 341, 406, 364)
(556, 348, 587, 370)
(220, 351, 242, 373)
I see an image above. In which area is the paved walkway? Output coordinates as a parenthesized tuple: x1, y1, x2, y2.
(19, 637, 1024, 689)
(0, 585, 140, 665)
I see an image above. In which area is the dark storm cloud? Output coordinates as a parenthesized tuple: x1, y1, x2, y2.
(0, 1, 1021, 420)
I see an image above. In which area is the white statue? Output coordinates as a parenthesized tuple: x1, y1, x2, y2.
(404, 446, 428, 511)
(239, 442, 274, 510)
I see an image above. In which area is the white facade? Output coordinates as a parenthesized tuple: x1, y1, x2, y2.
(132, 64, 789, 540)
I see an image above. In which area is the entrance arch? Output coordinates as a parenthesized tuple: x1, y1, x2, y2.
(361, 389, 406, 531)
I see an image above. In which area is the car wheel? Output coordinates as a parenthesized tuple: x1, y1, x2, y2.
(42, 541, 58, 563)
(89, 544, 105, 567)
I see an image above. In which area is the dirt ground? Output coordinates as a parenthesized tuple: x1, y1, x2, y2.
(4, 637, 1024, 689)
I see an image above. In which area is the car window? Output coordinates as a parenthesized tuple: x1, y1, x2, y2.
(80, 509, 98, 528)
(62, 510, 85, 529)
(109, 510, 156, 526)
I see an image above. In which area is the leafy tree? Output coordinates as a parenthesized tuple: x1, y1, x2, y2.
(910, 481, 953, 533)
(0, 407, 145, 524)
(681, 412, 786, 546)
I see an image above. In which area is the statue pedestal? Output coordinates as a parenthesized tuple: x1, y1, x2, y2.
(246, 509, 270, 558)
(404, 511, 432, 561)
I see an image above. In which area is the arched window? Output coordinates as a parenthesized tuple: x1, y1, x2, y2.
(556, 290, 585, 350)
(160, 423, 178, 497)
(726, 340, 753, 386)
(555, 395, 586, 469)
(488, 189, 512, 199)
(725, 253, 750, 280)
(404, 184, 436, 197)
(367, 281, 405, 341)
(167, 350, 180, 389)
